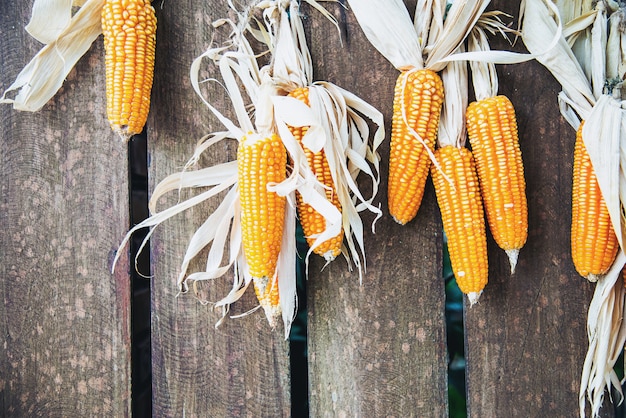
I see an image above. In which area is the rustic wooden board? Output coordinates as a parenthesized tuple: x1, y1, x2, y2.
(147, 2, 291, 416)
(464, 1, 605, 416)
(305, 2, 449, 416)
(0, 2, 131, 417)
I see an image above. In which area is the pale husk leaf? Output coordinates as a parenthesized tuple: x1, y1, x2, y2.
(277, 195, 298, 338)
(582, 95, 626, 250)
(437, 45, 468, 149)
(554, 0, 594, 25)
(589, 6, 608, 99)
(467, 26, 498, 102)
(566, 11, 595, 82)
(522, 0, 595, 117)
(1, 0, 104, 111)
(606, 9, 624, 82)
(425, 0, 491, 71)
(344, 0, 423, 69)
(26, 0, 74, 44)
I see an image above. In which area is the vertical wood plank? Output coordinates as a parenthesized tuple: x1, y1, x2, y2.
(305, 3, 449, 417)
(0, 2, 131, 417)
(464, 1, 603, 416)
(148, 2, 291, 416)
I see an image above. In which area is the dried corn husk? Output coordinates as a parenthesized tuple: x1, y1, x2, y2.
(1, 0, 104, 111)
(437, 46, 468, 150)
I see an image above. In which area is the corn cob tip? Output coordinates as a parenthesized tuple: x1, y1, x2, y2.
(113, 126, 134, 142)
(261, 304, 282, 328)
(586, 273, 599, 283)
(392, 215, 408, 225)
(467, 291, 482, 306)
(252, 276, 282, 328)
(322, 250, 338, 262)
(506, 249, 520, 275)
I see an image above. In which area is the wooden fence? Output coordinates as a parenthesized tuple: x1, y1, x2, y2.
(0, 1, 615, 417)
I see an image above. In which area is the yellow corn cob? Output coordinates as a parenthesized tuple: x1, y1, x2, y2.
(571, 121, 619, 281)
(431, 146, 488, 305)
(466, 95, 528, 273)
(101, 0, 157, 140)
(237, 133, 287, 325)
(288, 87, 343, 260)
(388, 68, 444, 225)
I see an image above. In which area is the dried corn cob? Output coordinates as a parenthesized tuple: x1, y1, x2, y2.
(571, 121, 619, 281)
(289, 87, 343, 260)
(388, 69, 444, 225)
(101, 0, 157, 140)
(466, 95, 528, 273)
(238, 133, 287, 324)
(432, 146, 488, 305)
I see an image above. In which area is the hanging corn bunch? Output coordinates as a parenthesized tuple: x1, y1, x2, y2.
(1, 0, 157, 141)
(345, 0, 537, 303)
(466, 21, 528, 274)
(522, 1, 626, 416)
(114, 0, 384, 333)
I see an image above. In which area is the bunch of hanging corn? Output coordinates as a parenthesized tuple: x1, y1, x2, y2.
(347, 0, 529, 302)
(522, 1, 626, 416)
(114, 0, 384, 335)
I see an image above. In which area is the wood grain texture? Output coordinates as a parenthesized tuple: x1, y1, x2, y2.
(147, 2, 290, 416)
(0, 2, 131, 417)
(464, 1, 606, 417)
(304, 2, 449, 417)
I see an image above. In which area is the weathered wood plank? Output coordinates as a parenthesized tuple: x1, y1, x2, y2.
(464, 1, 604, 416)
(148, 3, 290, 416)
(305, 2, 449, 417)
(0, 2, 131, 417)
